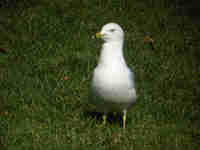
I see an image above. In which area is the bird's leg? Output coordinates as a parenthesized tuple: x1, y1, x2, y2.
(123, 110, 127, 129)
(103, 114, 107, 125)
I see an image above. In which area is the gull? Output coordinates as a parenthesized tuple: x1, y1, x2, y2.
(91, 23, 137, 128)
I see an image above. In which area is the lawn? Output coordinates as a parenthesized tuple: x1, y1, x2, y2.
(0, 0, 200, 149)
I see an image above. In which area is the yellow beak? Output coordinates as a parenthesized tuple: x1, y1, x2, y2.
(96, 32, 104, 38)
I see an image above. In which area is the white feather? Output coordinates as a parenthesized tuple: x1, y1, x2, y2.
(91, 23, 136, 113)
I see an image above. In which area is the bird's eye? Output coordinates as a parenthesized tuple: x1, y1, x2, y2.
(110, 29, 115, 32)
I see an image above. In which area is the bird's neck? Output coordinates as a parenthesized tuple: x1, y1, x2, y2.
(98, 41, 126, 67)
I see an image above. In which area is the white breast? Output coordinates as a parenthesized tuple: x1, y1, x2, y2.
(92, 64, 136, 104)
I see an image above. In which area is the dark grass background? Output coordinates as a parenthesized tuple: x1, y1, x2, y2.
(0, 0, 200, 149)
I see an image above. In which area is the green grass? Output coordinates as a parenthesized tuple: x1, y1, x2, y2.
(0, 0, 200, 149)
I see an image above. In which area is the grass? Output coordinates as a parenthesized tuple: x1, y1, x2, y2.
(0, 0, 200, 149)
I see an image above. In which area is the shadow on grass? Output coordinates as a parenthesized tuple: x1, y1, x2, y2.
(83, 110, 131, 127)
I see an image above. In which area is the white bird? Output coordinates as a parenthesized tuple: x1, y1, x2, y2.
(91, 23, 137, 128)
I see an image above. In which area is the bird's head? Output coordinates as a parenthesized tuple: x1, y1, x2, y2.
(96, 23, 124, 43)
